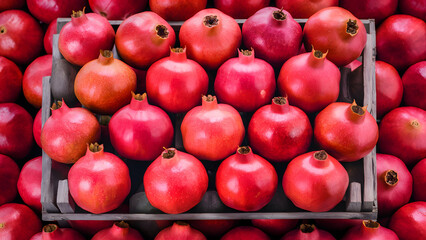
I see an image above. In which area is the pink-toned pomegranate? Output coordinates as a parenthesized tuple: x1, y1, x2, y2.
(17, 156, 43, 212)
(92, 221, 144, 240)
(155, 222, 206, 240)
(388, 202, 426, 240)
(0, 203, 42, 239)
(27, 0, 87, 24)
(341, 220, 399, 240)
(281, 224, 335, 240)
(411, 158, 426, 201)
(252, 219, 298, 236)
(89, 0, 147, 20)
(43, 19, 57, 55)
(40, 224, 85, 240)
(221, 226, 270, 240)
(33, 108, 42, 148)
(402, 61, 426, 110)
(22, 54, 52, 108)
(375, 60, 403, 118)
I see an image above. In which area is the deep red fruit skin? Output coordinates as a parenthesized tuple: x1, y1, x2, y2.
(179, 8, 242, 70)
(33, 108, 42, 148)
(155, 222, 206, 240)
(303, 7, 367, 67)
(144, 149, 208, 214)
(41, 224, 85, 240)
(215, 0, 270, 19)
(43, 19, 57, 55)
(388, 202, 426, 240)
(248, 97, 312, 162)
(399, 0, 426, 20)
(402, 61, 426, 110)
(339, 0, 398, 24)
(216, 147, 278, 211)
(89, 0, 147, 20)
(283, 151, 349, 212)
(281, 224, 335, 240)
(378, 107, 426, 166)
(276, 0, 338, 18)
(0, 203, 42, 239)
(92, 222, 144, 240)
(0, 0, 25, 12)
(58, 11, 115, 66)
(150, 0, 207, 21)
(242, 7, 302, 68)
(0, 103, 33, 160)
(0, 154, 19, 205)
(23, 55, 52, 108)
(251, 219, 298, 236)
(277, 50, 341, 113)
(376, 15, 426, 72)
(411, 158, 426, 201)
(17, 156, 42, 212)
(214, 49, 276, 112)
(188, 220, 237, 237)
(0, 56, 22, 103)
(109, 94, 174, 161)
(342, 221, 399, 240)
(146, 48, 209, 113)
(314, 219, 363, 232)
(376, 154, 413, 217)
(221, 226, 270, 240)
(116, 12, 176, 69)
(27, 0, 87, 24)
(0, 10, 43, 66)
(375, 61, 403, 118)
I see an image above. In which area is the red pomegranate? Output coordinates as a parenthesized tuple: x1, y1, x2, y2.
(150, 0, 207, 21)
(252, 219, 298, 236)
(92, 221, 144, 240)
(214, 0, 270, 19)
(0, 56, 22, 103)
(281, 224, 335, 240)
(221, 226, 270, 240)
(411, 158, 426, 201)
(43, 19, 57, 55)
(89, 0, 147, 20)
(276, 0, 338, 18)
(155, 222, 206, 240)
(27, 0, 87, 24)
(342, 220, 399, 240)
(188, 220, 237, 237)
(40, 224, 85, 240)
(0, 203, 42, 239)
(399, 0, 426, 20)
(33, 109, 42, 148)
(30, 232, 41, 240)
(389, 202, 426, 240)
(402, 61, 426, 110)
(375, 60, 403, 118)
(339, 0, 398, 24)
(23, 55, 52, 108)
(0, 154, 19, 205)
(0, 0, 25, 12)
(17, 156, 43, 212)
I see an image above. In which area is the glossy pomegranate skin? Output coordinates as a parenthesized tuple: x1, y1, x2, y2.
(41, 224, 85, 240)
(181, 96, 245, 161)
(116, 12, 176, 69)
(0, 203, 42, 239)
(388, 202, 426, 240)
(375, 61, 403, 118)
(277, 50, 341, 113)
(0, 103, 33, 160)
(89, 0, 147, 20)
(248, 97, 312, 162)
(68, 144, 131, 214)
(0, 154, 19, 205)
(411, 158, 426, 201)
(215, 49, 276, 112)
(221, 226, 270, 240)
(144, 148, 208, 214)
(378, 107, 426, 166)
(242, 7, 302, 68)
(215, 0, 270, 19)
(303, 7, 367, 67)
(150, 0, 207, 21)
(109, 93, 174, 161)
(339, 0, 398, 24)
(27, 0, 87, 24)
(402, 61, 426, 110)
(314, 219, 364, 232)
(216, 147, 278, 211)
(155, 222, 206, 240)
(0, 10, 43, 66)
(58, 11, 115, 66)
(146, 48, 209, 113)
(376, 154, 413, 217)
(283, 151, 349, 212)
(0, 0, 25, 12)
(33, 109, 42, 148)
(399, 0, 426, 20)
(342, 220, 399, 240)
(17, 156, 43, 212)
(179, 8, 242, 70)
(92, 221, 144, 240)
(0, 56, 22, 103)
(23, 55, 52, 108)
(314, 101, 379, 162)
(376, 15, 426, 72)
(43, 19, 57, 55)
(251, 219, 298, 236)
(276, 0, 338, 18)
(281, 224, 335, 240)
(188, 220, 237, 237)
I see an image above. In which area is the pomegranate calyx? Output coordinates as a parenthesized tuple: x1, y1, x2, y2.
(273, 10, 287, 21)
(273, 97, 287, 105)
(240, 49, 253, 56)
(300, 224, 315, 233)
(237, 146, 251, 154)
(410, 120, 420, 128)
(346, 19, 359, 37)
(384, 170, 399, 186)
(115, 221, 129, 229)
(162, 148, 176, 159)
(155, 25, 169, 39)
(51, 100, 63, 110)
(203, 15, 219, 28)
(175, 221, 189, 226)
(171, 47, 185, 53)
(71, 7, 86, 18)
(0, 26, 6, 34)
(43, 224, 58, 233)
(363, 220, 380, 229)
(89, 143, 102, 153)
(202, 95, 216, 102)
(314, 150, 328, 161)
(132, 92, 147, 101)
(98, 50, 114, 65)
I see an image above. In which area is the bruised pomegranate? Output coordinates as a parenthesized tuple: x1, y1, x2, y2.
(252, 219, 298, 236)
(281, 224, 335, 240)
(221, 226, 270, 240)
(22, 55, 52, 108)
(389, 202, 426, 240)
(0, 56, 22, 103)
(155, 222, 206, 240)
(0, 203, 42, 239)
(342, 220, 398, 240)
(375, 61, 403, 118)
(92, 221, 144, 240)
(411, 158, 426, 201)
(89, 0, 147, 20)
(40, 224, 85, 240)
(0, 154, 19, 205)
(402, 61, 426, 110)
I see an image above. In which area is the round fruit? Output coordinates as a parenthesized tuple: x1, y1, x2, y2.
(402, 61, 426, 110)
(150, 0, 207, 21)
(0, 56, 22, 103)
(23, 55, 52, 108)
(0, 154, 19, 205)
(89, 0, 147, 20)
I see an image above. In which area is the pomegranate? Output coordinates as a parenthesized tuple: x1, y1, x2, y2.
(40, 224, 85, 240)
(314, 219, 364, 232)
(0, 0, 25, 12)
(283, 150, 349, 212)
(314, 101, 379, 162)
(411, 158, 426, 201)
(0, 154, 19, 205)
(0, 56, 22, 103)
(276, 0, 338, 18)
(281, 224, 335, 240)
(214, 0, 270, 19)
(69, 220, 113, 237)
(399, 0, 426, 20)
(339, 0, 398, 24)
(109, 93, 173, 161)
(155, 222, 206, 240)
(144, 148, 208, 214)
(179, 8, 242, 69)
(23, 55, 52, 108)
(33, 109, 42, 147)
(277, 49, 341, 113)
(376, 15, 426, 71)
(0, 10, 43, 65)
(303, 7, 367, 67)
(150, 0, 207, 21)
(242, 7, 302, 68)
(92, 221, 143, 240)
(342, 220, 398, 240)
(389, 202, 426, 240)
(89, 0, 147, 20)
(378, 107, 426, 166)
(181, 95, 245, 161)
(221, 226, 270, 240)
(58, 9, 115, 66)
(248, 97, 312, 162)
(43, 19, 57, 55)
(216, 146, 278, 211)
(146, 47, 209, 113)
(0, 103, 33, 160)
(251, 219, 298, 236)
(0, 203, 42, 239)
(402, 61, 426, 110)
(376, 154, 413, 217)
(188, 220, 237, 237)
(375, 61, 403, 118)
(30, 232, 41, 240)
(116, 11, 176, 69)
(69, 143, 131, 214)
(27, 0, 87, 24)
(17, 156, 43, 212)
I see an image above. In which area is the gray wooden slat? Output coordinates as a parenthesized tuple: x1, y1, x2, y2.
(57, 180, 76, 214)
(346, 182, 362, 212)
